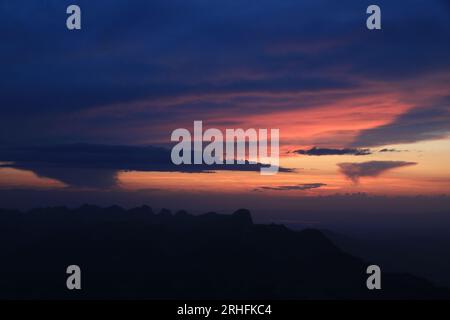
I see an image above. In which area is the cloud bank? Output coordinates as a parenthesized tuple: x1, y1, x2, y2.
(0, 144, 292, 188)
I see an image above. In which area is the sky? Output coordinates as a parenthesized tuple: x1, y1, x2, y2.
(1, 0, 450, 219)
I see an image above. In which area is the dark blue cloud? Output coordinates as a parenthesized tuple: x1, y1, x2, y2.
(351, 101, 450, 147)
(1, 0, 449, 146)
(294, 147, 371, 156)
(0, 143, 292, 187)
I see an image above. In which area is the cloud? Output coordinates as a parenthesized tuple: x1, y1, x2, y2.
(254, 183, 326, 191)
(0, 144, 291, 188)
(293, 147, 371, 156)
(33, 167, 119, 189)
(351, 103, 450, 147)
(338, 161, 417, 183)
(1, 0, 450, 147)
(379, 148, 405, 153)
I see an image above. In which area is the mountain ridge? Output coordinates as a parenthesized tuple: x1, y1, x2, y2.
(0, 205, 448, 299)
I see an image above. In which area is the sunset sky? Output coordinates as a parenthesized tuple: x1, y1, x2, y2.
(1, 0, 450, 215)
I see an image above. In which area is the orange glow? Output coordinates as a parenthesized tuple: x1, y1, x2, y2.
(0, 168, 66, 189)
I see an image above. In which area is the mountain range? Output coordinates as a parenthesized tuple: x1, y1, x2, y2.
(0, 205, 448, 299)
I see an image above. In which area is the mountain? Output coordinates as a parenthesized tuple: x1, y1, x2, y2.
(322, 229, 450, 288)
(0, 205, 448, 299)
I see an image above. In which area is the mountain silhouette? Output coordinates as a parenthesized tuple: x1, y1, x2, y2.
(0, 205, 448, 299)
